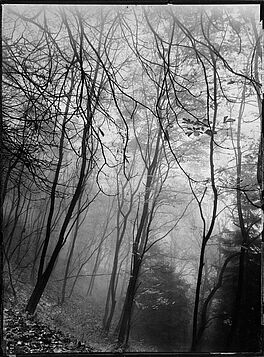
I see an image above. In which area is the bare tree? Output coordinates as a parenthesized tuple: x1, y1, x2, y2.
(3, 6, 127, 314)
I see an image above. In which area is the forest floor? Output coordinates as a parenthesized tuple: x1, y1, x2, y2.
(3, 277, 156, 354)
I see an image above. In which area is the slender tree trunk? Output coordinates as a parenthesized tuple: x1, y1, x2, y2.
(30, 208, 48, 284)
(26, 121, 89, 314)
(117, 128, 161, 346)
(37, 113, 68, 281)
(102, 239, 121, 333)
(196, 252, 240, 346)
(69, 239, 100, 298)
(191, 50, 218, 351)
(27, 205, 83, 313)
(227, 84, 248, 349)
(87, 203, 114, 296)
(117, 258, 141, 346)
(60, 195, 82, 304)
(3, 249, 17, 302)
(191, 242, 207, 351)
(103, 187, 132, 333)
(16, 193, 31, 264)
(114, 244, 130, 336)
(5, 166, 25, 258)
(86, 245, 101, 296)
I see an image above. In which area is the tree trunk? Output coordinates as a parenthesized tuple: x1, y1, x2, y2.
(117, 259, 141, 346)
(37, 109, 68, 281)
(191, 241, 206, 351)
(191, 49, 218, 351)
(30, 209, 47, 284)
(26, 120, 89, 314)
(16, 192, 31, 265)
(196, 252, 240, 346)
(102, 240, 121, 333)
(226, 82, 247, 350)
(60, 195, 82, 304)
(117, 128, 162, 346)
(86, 246, 101, 296)
(103, 197, 131, 332)
(5, 165, 25, 258)
(87, 203, 114, 296)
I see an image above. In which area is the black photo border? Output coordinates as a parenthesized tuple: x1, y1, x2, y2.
(1, 0, 263, 356)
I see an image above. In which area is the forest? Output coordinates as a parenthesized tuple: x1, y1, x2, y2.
(1, 4, 263, 354)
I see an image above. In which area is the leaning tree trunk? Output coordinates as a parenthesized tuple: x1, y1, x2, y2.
(26, 123, 89, 314)
(60, 197, 82, 305)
